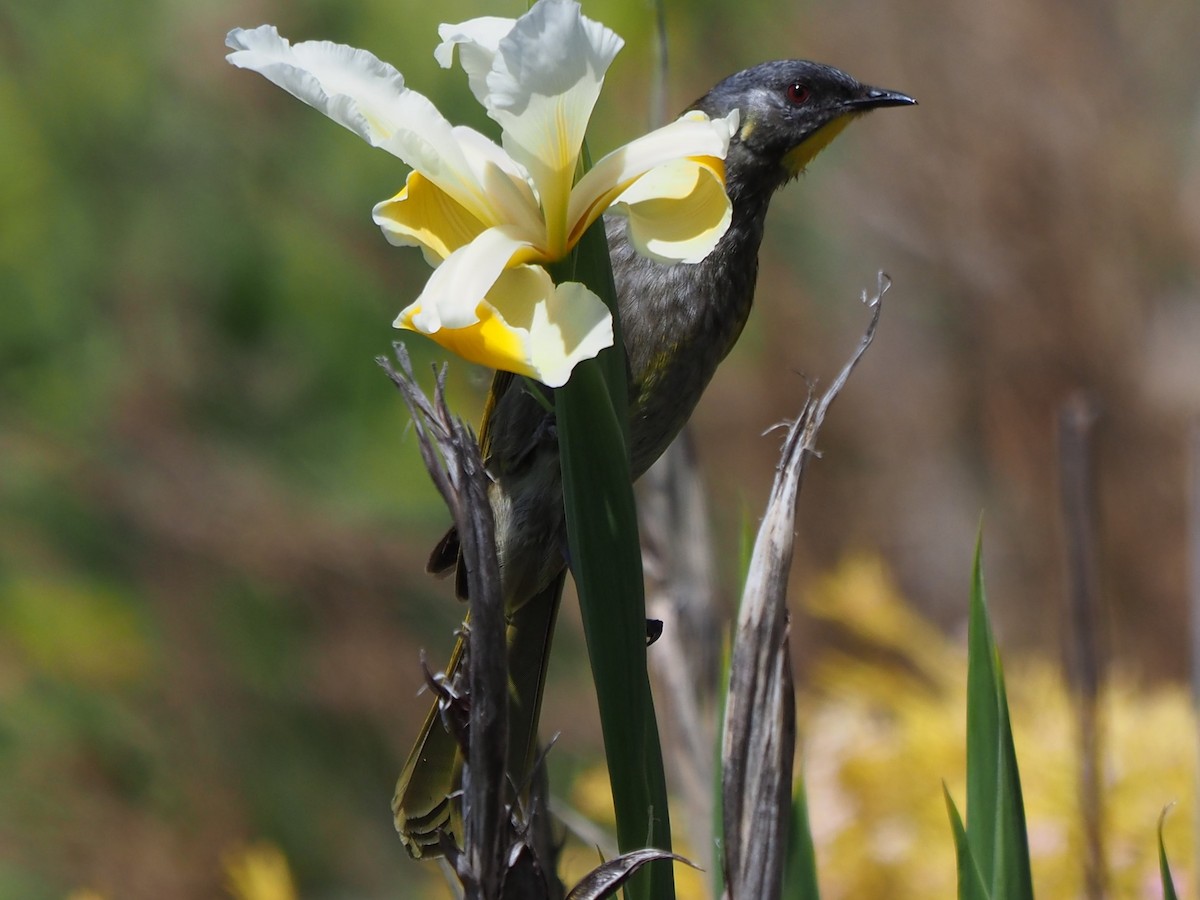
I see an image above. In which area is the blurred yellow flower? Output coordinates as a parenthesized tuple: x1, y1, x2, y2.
(223, 842, 297, 900)
(226, 0, 736, 387)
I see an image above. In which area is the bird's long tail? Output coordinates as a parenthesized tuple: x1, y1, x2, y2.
(393, 571, 565, 858)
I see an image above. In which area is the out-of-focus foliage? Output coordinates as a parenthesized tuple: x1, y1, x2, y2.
(550, 555, 1198, 900)
(0, 1, 496, 896)
(799, 556, 1195, 900)
(2, 0, 1197, 896)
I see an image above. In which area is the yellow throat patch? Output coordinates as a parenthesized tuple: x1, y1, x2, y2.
(781, 113, 857, 177)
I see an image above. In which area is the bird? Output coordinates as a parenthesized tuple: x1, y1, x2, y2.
(395, 59, 916, 857)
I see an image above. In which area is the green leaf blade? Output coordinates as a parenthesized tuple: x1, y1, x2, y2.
(556, 212, 673, 900)
(964, 531, 1033, 900)
(965, 531, 1001, 884)
(944, 784, 991, 900)
(1158, 806, 1180, 900)
(782, 777, 821, 900)
(993, 668, 1033, 899)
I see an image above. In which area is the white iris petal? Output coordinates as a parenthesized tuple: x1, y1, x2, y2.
(401, 226, 534, 331)
(434, 17, 514, 105)
(227, 0, 734, 386)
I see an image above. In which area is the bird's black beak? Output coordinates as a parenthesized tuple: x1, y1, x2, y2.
(848, 87, 918, 110)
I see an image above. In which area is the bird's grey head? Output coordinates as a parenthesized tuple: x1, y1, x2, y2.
(690, 60, 916, 197)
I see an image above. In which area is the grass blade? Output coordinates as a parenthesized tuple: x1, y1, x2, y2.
(944, 784, 991, 900)
(965, 534, 1033, 899)
(1158, 806, 1179, 900)
(965, 531, 1001, 884)
(782, 777, 821, 900)
(993, 668, 1033, 899)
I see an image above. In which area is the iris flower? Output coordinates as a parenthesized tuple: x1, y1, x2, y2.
(227, 0, 737, 387)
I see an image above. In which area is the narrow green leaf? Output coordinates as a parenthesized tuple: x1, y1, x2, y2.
(556, 211, 673, 900)
(737, 501, 756, 587)
(1158, 806, 1179, 900)
(782, 777, 821, 900)
(570, 212, 630, 451)
(965, 530, 1000, 884)
(965, 531, 1033, 900)
(993, 666, 1033, 899)
(944, 784, 991, 900)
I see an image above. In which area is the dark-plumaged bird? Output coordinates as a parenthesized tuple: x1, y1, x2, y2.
(395, 59, 916, 857)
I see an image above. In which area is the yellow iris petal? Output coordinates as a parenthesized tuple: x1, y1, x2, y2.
(615, 156, 732, 264)
(422, 307, 536, 379)
(481, 268, 613, 387)
(395, 266, 613, 387)
(565, 109, 737, 253)
(373, 170, 488, 264)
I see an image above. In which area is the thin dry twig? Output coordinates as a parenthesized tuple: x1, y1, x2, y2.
(722, 273, 888, 900)
(1057, 393, 1107, 900)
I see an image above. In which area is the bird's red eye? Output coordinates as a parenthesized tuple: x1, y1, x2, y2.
(786, 82, 811, 105)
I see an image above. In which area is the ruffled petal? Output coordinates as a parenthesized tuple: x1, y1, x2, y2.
(395, 267, 613, 386)
(394, 226, 539, 333)
(434, 16, 515, 106)
(610, 157, 733, 263)
(226, 26, 410, 147)
(486, 1, 622, 116)
(483, 0, 623, 249)
(400, 291, 534, 379)
(450, 126, 545, 240)
(372, 171, 487, 265)
(372, 128, 544, 263)
(512, 276, 614, 387)
(566, 109, 738, 244)
(227, 26, 507, 224)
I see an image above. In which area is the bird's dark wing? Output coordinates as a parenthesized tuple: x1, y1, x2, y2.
(424, 366, 556, 592)
(423, 368, 516, 584)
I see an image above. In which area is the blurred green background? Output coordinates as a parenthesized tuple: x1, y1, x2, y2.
(2, 0, 1199, 896)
